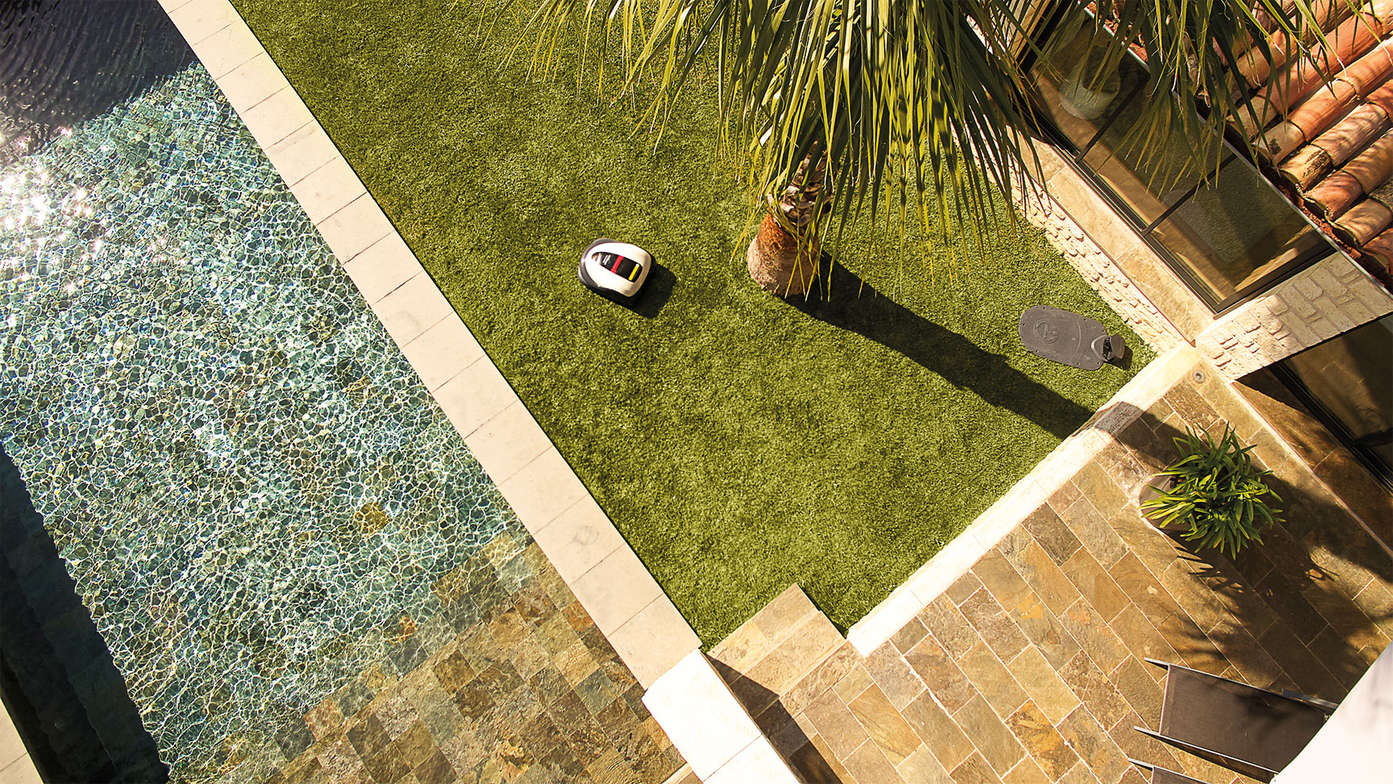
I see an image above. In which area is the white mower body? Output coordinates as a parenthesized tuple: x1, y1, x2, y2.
(579, 239, 652, 299)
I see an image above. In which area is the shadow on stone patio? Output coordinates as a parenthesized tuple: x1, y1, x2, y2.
(1107, 403, 1392, 700)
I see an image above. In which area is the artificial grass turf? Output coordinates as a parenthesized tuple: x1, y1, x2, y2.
(232, 0, 1155, 644)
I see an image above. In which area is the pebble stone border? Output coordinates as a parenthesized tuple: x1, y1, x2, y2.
(147, 1, 801, 782)
(846, 344, 1200, 656)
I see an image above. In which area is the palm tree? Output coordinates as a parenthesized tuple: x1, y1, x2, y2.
(530, 0, 1335, 295)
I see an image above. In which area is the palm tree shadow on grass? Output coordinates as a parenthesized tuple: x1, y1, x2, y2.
(783, 259, 1093, 439)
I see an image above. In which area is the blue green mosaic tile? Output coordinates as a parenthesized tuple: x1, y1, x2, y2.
(0, 64, 525, 783)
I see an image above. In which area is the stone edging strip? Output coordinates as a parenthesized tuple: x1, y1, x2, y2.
(158, 2, 815, 783)
(846, 344, 1201, 655)
(0, 708, 38, 784)
(643, 652, 802, 784)
(154, 0, 709, 687)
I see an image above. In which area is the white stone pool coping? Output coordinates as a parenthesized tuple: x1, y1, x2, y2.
(0, 710, 38, 784)
(643, 651, 802, 784)
(157, 0, 705, 684)
(152, 1, 798, 782)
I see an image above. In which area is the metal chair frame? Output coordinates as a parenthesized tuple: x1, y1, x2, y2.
(1134, 658, 1334, 782)
(1126, 757, 1208, 784)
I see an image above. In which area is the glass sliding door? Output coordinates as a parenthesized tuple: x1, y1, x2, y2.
(1028, 13, 1342, 311)
(1277, 315, 1393, 483)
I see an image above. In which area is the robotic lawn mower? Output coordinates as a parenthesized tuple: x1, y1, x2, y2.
(579, 238, 652, 300)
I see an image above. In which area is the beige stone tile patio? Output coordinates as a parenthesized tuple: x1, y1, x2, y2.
(706, 363, 1390, 784)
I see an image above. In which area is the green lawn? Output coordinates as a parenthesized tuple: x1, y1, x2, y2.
(232, 0, 1153, 643)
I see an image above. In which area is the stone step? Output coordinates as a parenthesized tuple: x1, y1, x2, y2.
(709, 585, 847, 719)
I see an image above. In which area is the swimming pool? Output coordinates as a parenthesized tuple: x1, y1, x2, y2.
(0, 59, 526, 783)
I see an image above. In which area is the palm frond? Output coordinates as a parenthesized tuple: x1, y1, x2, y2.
(522, 0, 1337, 271)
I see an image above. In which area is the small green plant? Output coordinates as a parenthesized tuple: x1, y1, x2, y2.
(1141, 426, 1282, 557)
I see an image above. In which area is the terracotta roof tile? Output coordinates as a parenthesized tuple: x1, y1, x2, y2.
(1276, 88, 1391, 187)
(1368, 177, 1393, 206)
(1289, 79, 1361, 139)
(1236, 0, 1356, 88)
(1334, 36, 1393, 93)
(1361, 225, 1393, 272)
(1341, 127, 1393, 188)
(1260, 118, 1308, 160)
(1332, 194, 1393, 243)
(1253, 40, 1393, 161)
(1305, 169, 1365, 216)
(1366, 75, 1393, 114)
(1253, 1, 1388, 112)
(1233, 0, 1393, 283)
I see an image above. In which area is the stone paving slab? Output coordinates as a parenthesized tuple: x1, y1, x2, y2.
(641, 651, 800, 784)
(246, 537, 686, 784)
(710, 362, 1391, 784)
(0, 711, 37, 784)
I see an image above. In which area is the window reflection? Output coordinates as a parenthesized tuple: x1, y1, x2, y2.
(1151, 161, 1334, 296)
(1076, 63, 1213, 225)
(1281, 315, 1393, 478)
(1031, 20, 1132, 150)
(1030, 18, 1339, 308)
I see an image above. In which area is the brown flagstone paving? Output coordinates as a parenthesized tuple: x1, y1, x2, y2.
(220, 536, 683, 784)
(707, 366, 1391, 784)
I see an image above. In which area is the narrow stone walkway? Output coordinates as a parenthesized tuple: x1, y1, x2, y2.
(709, 366, 1392, 784)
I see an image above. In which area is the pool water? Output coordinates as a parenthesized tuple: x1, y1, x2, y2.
(0, 63, 525, 782)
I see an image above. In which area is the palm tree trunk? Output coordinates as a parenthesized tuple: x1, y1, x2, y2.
(746, 153, 829, 296)
(747, 213, 819, 295)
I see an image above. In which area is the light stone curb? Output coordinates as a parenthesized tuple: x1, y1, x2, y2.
(0, 756, 41, 784)
(846, 344, 1202, 655)
(166, 0, 702, 727)
(644, 651, 802, 784)
(241, 87, 315, 150)
(0, 710, 37, 784)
